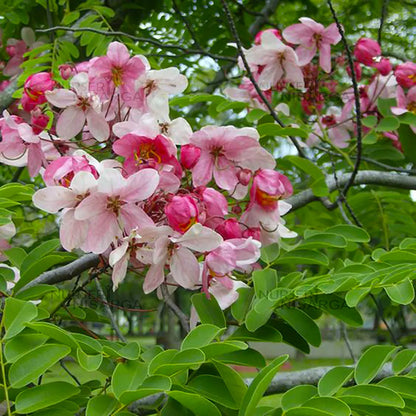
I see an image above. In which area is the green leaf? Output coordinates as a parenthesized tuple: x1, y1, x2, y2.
(187, 375, 240, 409)
(181, 324, 223, 350)
(215, 348, 266, 368)
(20, 239, 61, 275)
(345, 287, 371, 307)
(385, 279, 415, 304)
(229, 325, 282, 343)
(301, 295, 363, 327)
(301, 233, 348, 249)
(15, 382, 79, 414)
(301, 397, 351, 416)
(282, 385, 317, 410)
(15, 284, 58, 301)
(277, 307, 321, 347)
(246, 108, 268, 122)
(111, 361, 147, 400)
(362, 115, 378, 128)
(213, 360, 247, 407)
(4, 333, 48, 363)
(149, 349, 205, 376)
(77, 348, 103, 372)
(276, 249, 329, 266)
(239, 355, 288, 416)
(261, 243, 280, 263)
(378, 376, 416, 399)
(3, 298, 38, 339)
(191, 293, 226, 328)
(377, 98, 396, 117)
(318, 367, 354, 396)
(376, 116, 400, 132)
(9, 344, 71, 388)
(253, 269, 279, 297)
(86, 395, 118, 416)
(392, 349, 416, 374)
(398, 124, 416, 164)
(118, 375, 172, 404)
(26, 322, 79, 349)
(340, 385, 405, 408)
(167, 391, 221, 416)
(231, 287, 254, 322)
(325, 225, 370, 243)
(4, 247, 27, 268)
(349, 405, 402, 416)
(200, 340, 248, 358)
(286, 155, 329, 197)
(355, 345, 399, 384)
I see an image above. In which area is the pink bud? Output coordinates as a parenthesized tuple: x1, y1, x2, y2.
(21, 93, 37, 112)
(180, 144, 201, 169)
(237, 168, 252, 186)
(250, 169, 293, 211)
(165, 195, 199, 233)
(373, 57, 392, 76)
(255, 29, 282, 45)
(59, 64, 74, 80)
(216, 218, 243, 240)
(242, 227, 261, 241)
(394, 62, 416, 88)
(6, 45, 16, 57)
(354, 38, 381, 66)
(31, 108, 50, 134)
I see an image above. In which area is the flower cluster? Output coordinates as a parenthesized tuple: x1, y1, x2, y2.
(225, 18, 416, 151)
(0, 41, 295, 309)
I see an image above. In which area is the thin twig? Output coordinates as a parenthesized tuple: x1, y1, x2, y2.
(371, 294, 399, 346)
(60, 360, 81, 386)
(160, 285, 190, 333)
(95, 278, 127, 342)
(220, 0, 306, 157)
(36, 26, 237, 63)
(378, 0, 390, 47)
(327, 0, 363, 200)
(340, 322, 356, 362)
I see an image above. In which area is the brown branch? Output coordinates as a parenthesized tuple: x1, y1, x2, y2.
(161, 284, 190, 333)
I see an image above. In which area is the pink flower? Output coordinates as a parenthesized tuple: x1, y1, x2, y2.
(89, 41, 147, 107)
(143, 223, 223, 294)
(190, 126, 275, 194)
(354, 38, 381, 66)
(165, 195, 199, 233)
(244, 31, 304, 90)
(33, 171, 98, 251)
(373, 57, 392, 76)
(74, 168, 159, 253)
(395, 62, 416, 88)
(43, 154, 99, 187)
(59, 64, 74, 80)
(46, 73, 109, 141)
(224, 77, 272, 110)
(283, 17, 341, 73)
(22, 72, 55, 111)
(113, 133, 181, 177)
(250, 169, 293, 211)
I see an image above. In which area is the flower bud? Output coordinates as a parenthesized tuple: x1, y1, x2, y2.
(354, 38, 381, 66)
(59, 64, 74, 80)
(165, 195, 199, 233)
(255, 29, 282, 45)
(180, 144, 201, 169)
(395, 62, 416, 88)
(373, 57, 392, 76)
(242, 227, 261, 241)
(216, 218, 243, 240)
(237, 168, 252, 186)
(31, 108, 50, 134)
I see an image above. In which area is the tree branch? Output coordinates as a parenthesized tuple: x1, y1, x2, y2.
(17, 253, 100, 292)
(287, 170, 416, 211)
(161, 285, 190, 333)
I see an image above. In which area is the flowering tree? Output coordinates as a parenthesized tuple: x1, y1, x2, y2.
(0, 0, 416, 414)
